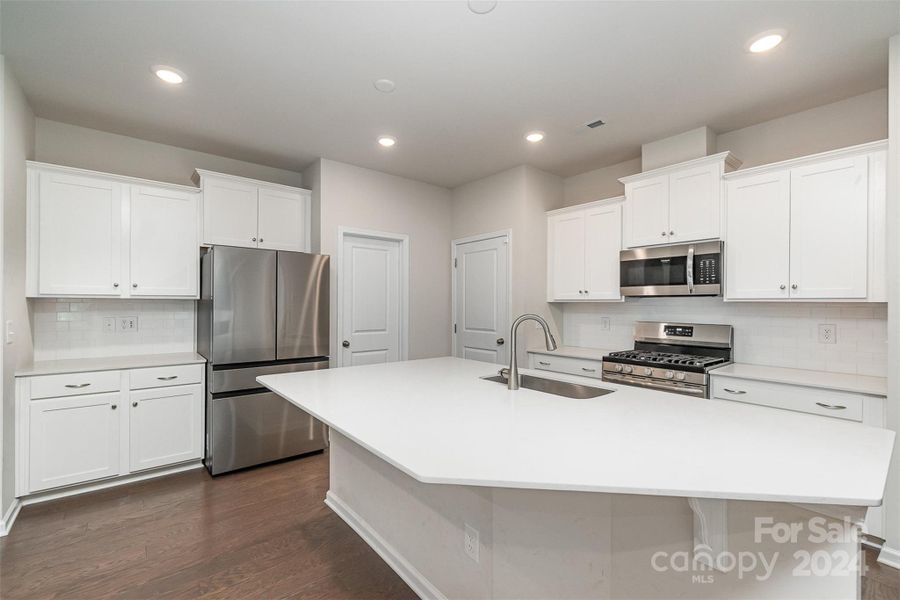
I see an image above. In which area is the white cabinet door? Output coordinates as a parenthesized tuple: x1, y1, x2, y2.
(129, 186, 199, 297)
(129, 384, 203, 472)
(668, 163, 720, 243)
(725, 171, 791, 299)
(202, 176, 259, 247)
(547, 211, 586, 300)
(583, 204, 622, 300)
(789, 156, 868, 299)
(257, 186, 310, 252)
(29, 392, 121, 492)
(37, 171, 123, 296)
(624, 175, 669, 248)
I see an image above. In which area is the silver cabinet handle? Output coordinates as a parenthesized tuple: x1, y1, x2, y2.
(581, 367, 596, 372)
(157, 375, 178, 381)
(111, 404, 117, 410)
(584, 290, 589, 294)
(132, 283, 138, 288)
(496, 338, 504, 346)
(815, 402, 847, 410)
(132, 401, 138, 407)
(65, 383, 91, 389)
(791, 284, 798, 290)
(669, 231, 674, 236)
(780, 284, 786, 290)
(723, 388, 746, 395)
(538, 361, 550, 366)
(259, 238, 264, 243)
(251, 237, 257, 242)
(661, 231, 667, 237)
(113, 282, 119, 288)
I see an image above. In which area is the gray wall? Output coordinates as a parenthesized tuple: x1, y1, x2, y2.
(34, 118, 303, 188)
(1, 57, 35, 520)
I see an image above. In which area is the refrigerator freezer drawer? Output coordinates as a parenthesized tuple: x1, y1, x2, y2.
(210, 359, 328, 394)
(208, 391, 326, 475)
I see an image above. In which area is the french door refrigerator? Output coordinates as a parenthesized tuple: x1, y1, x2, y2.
(198, 246, 330, 475)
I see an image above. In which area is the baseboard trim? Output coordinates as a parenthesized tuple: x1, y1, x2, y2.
(0, 498, 22, 537)
(325, 490, 445, 600)
(878, 544, 900, 570)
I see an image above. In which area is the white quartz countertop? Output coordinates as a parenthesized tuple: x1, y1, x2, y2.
(15, 352, 206, 377)
(258, 357, 894, 507)
(526, 345, 614, 360)
(711, 363, 887, 397)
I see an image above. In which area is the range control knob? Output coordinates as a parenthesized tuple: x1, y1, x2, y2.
(675, 372, 686, 381)
(623, 365, 633, 374)
(665, 370, 674, 379)
(614, 364, 623, 373)
(643, 367, 653, 376)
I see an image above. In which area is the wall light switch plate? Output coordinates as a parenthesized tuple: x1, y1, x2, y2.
(5, 320, 14, 345)
(464, 523, 480, 563)
(818, 324, 836, 344)
(119, 316, 138, 332)
(103, 317, 116, 333)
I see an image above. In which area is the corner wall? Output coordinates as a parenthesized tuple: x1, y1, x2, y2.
(1, 57, 35, 522)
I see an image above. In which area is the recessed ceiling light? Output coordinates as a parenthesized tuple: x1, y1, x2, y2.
(152, 65, 186, 84)
(747, 30, 786, 53)
(374, 79, 396, 93)
(525, 131, 545, 143)
(378, 136, 397, 148)
(468, 0, 497, 14)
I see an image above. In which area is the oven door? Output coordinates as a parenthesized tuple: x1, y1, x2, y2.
(619, 241, 722, 297)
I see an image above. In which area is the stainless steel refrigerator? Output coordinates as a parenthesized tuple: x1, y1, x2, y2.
(197, 246, 330, 475)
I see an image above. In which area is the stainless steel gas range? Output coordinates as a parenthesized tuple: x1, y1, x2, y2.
(601, 322, 733, 398)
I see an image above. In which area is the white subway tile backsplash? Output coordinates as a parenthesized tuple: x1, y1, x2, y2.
(562, 298, 886, 377)
(31, 298, 195, 361)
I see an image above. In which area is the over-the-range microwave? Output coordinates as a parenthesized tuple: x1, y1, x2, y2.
(619, 241, 723, 297)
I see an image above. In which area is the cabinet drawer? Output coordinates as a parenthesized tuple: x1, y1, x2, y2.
(711, 376, 863, 422)
(130, 364, 203, 390)
(30, 370, 121, 400)
(531, 354, 602, 379)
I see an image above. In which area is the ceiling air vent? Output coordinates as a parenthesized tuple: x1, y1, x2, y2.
(586, 119, 606, 129)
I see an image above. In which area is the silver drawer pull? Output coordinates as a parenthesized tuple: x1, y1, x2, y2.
(723, 388, 746, 395)
(815, 402, 847, 410)
(538, 361, 550, 366)
(65, 383, 91, 389)
(157, 375, 178, 381)
(581, 367, 596, 372)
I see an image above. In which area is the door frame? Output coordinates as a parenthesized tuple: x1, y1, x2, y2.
(336, 226, 410, 367)
(450, 229, 513, 359)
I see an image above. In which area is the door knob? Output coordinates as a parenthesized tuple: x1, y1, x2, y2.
(342, 340, 350, 348)
(496, 338, 505, 346)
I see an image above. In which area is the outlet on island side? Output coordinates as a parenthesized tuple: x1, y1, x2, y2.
(818, 324, 836, 344)
(464, 523, 479, 563)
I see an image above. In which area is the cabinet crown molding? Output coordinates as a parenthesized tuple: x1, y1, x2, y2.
(192, 168, 310, 194)
(722, 139, 888, 181)
(546, 195, 624, 217)
(26, 161, 200, 194)
(618, 151, 741, 184)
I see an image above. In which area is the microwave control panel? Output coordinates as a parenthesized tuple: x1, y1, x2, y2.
(695, 254, 720, 285)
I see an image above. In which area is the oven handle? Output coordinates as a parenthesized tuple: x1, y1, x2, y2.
(602, 372, 707, 397)
(687, 245, 695, 294)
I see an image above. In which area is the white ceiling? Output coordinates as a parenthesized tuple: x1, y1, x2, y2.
(3, 1, 898, 188)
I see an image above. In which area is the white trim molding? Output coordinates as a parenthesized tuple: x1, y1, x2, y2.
(0, 498, 22, 537)
(335, 226, 410, 368)
(879, 544, 900, 570)
(325, 490, 446, 600)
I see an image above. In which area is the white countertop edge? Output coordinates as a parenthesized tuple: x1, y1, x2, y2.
(258, 366, 885, 507)
(526, 345, 614, 361)
(16, 352, 207, 377)
(711, 363, 887, 397)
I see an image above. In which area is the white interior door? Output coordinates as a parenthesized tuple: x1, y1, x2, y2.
(341, 234, 402, 366)
(454, 235, 509, 364)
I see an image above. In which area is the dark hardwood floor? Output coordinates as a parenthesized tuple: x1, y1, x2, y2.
(1, 451, 898, 599)
(0, 452, 416, 599)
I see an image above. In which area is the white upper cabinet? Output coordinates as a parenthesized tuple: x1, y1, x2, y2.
(547, 198, 623, 302)
(27, 163, 200, 299)
(195, 170, 311, 252)
(725, 141, 885, 302)
(129, 185, 199, 297)
(621, 152, 740, 248)
(35, 171, 123, 296)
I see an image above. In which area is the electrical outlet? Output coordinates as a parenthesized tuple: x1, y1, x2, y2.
(5, 320, 14, 345)
(103, 317, 116, 333)
(464, 523, 479, 563)
(119, 316, 138, 332)
(599, 317, 611, 331)
(818, 324, 836, 344)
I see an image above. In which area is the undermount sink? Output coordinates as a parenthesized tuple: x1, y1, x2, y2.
(481, 373, 615, 399)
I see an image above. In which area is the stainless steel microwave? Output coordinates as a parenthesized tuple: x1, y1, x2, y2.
(620, 241, 723, 297)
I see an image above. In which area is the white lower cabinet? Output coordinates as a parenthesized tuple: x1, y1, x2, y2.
(28, 392, 121, 492)
(17, 363, 205, 497)
(528, 352, 603, 379)
(130, 385, 203, 472)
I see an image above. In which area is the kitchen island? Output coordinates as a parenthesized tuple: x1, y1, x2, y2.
(259, 357, 894, 599)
